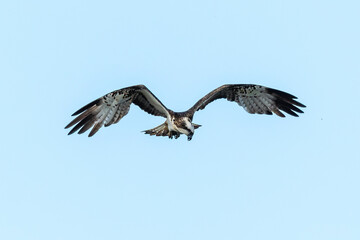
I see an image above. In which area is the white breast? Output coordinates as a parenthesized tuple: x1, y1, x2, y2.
(166, 117, 176, 132)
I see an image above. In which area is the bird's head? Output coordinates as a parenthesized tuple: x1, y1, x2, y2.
(179, 117, 195, 141)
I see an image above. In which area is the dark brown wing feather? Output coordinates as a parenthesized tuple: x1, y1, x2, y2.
(65, 85, 170, 137)
(188, 84, 305, 117)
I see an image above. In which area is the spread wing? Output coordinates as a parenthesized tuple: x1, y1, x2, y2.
(188, 84, 306, 117)
(65, 85, 170, 137)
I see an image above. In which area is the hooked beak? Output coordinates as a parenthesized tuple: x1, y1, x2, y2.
(187, 132, 193, 141)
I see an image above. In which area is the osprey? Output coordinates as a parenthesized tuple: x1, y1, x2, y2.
(65, 84, 305, 140)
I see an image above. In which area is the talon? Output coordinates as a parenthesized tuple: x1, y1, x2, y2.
(169, 131, 177, 139)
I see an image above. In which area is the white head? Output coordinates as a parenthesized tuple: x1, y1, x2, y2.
(178, 117, 194, 140)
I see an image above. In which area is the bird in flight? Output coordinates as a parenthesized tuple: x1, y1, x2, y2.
(65, 84, 305, 140)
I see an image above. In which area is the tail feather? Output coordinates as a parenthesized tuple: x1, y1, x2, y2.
(143, 122, 169, 137)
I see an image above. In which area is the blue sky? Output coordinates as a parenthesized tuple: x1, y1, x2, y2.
(1, 0, 359, 239)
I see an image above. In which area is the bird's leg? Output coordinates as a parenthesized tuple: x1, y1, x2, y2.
(174, 132, 180, 139)
(169, 131, 180, 139)
(169, 131, 177, 139)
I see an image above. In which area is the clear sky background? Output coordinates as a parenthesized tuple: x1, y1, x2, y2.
(1, 0, 359, 239)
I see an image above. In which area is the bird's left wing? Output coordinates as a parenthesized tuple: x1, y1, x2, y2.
(188, 84, 306, 117)
(65, 85, 170, 137)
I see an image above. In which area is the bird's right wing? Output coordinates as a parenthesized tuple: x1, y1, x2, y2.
(65, 85, 170, 137)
